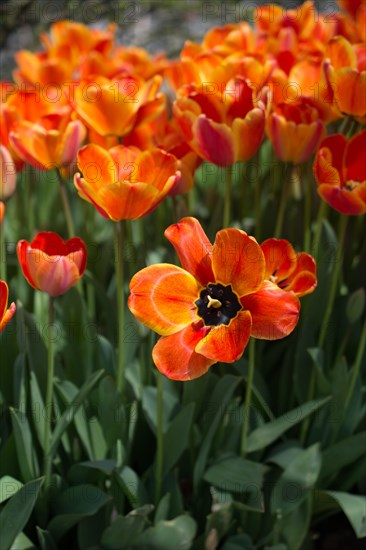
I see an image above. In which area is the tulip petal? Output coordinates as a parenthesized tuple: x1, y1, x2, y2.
(164, 217, 214, 286)
(279, 252, 317, 297)
(261, 238, 297, 281)
(193, 115, 235, 166)
(346, 130, 366, 182)
(59, 120, 86, 166)
(212, 229, 265, 297)
(77, 144, 116, 188)
(0, 279, 9, 320)
(128, 264, 201, 336)
(25, 251, 81, 297)
(241, 281, 300, 340)
(232, 108, 265, 162)
(16, 240, 37, 289)
(98, 181, 160, 221)
(152, 324, 215, 381)
(318, 183, 366, 215)
(195, 310, 252, 363)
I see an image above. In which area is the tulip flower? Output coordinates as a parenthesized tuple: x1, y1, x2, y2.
(9, 110, 86, 171)
(0, 146, 16, 199)
(0, 280, 16, 333)
(74, 144, 180, 220)
(17, 232, 87, 297)
(313, 131, 366, 215)
(261, 238, 317, 297)
(266, 98, 326, 165)
(128, 217, 300, 381)
(0, 202, 4, 224)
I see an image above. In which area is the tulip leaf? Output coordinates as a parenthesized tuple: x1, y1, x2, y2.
(98, 376, 126, 447)
(50, 369, 105, 456)
(193, 375, 241, 491)
(320, 431, 366, 481)
(163, 403, 195, 473)
(316, 491, 366, 539)
(204, 456, 267, 496)
(246, 396, 331, 453)
(221, 533, 254, 550)
(0, 477, 43, 550)
(29, 371, 45, 450)
(0, 476, 23, 504)
(36, 528, 57, 550)
(134, 515, 197, 550)
(10, 408, 39, 482)
(47, 484, 111, 541)
(101, 514, 146, 549)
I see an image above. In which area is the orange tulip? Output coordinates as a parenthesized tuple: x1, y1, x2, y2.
(0, 280, 16, 333)
(74, 75, 165, 137)
(0, 146, 16, 199)
(313, 131, 366, 215)
(337, 0, 366, 19)
(261, 239, 317, 297)
(266, 98, 326, 164)
(0, 202, 4, 224)
(74, 144, 180, 221)
(128, 217, 300, 380)
(17, 232, 87, 297)
(9, 109, 86, 170)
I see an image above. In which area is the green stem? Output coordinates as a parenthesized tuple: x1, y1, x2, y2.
(303, 163, 313, 252)
(114, 221, 125, 396)
(344, 320, 366, 411)
(155, 371, 164, 504)
(56, 170, 75, 237)
(223, 166, 232, 227)
(312, 200, 328, 263)
(254, 151, 262, 241)
(0, 214, 6, 281)
(318, 215, 348, 348)
(241, 339, 255, 457)
(274, 163, 289, 238)
(44, 297, 55, 490)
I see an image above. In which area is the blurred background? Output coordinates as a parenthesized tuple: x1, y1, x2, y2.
(1, 0, 330, 78)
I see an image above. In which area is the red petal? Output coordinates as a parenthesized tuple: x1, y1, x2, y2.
(212, 229, 265, 297)
(345, 130, 366, 182)
(193, 115, 235, 166)
(318, 183, 366, 215)
(164, 217, 214, 286)
(128, 264, 201, 336)
(152, 324, 215, 381)
(195, 310, 252, 363)
(241, 281, 300, 340)
(261, 238, 297, 281)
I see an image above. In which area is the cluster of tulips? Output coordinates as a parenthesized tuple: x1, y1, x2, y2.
(0, 0, 365, 385)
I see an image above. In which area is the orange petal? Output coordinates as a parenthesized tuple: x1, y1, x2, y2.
(0, 279, 9, 320)
(193, 115, 235, 166)
(232, 108, 265, 162)
(152, 324, 215, 381)
(128, 264, 201, 336)
(98, 181, 160, 221)
(241, 281, 300, 340)
(77, 144, 116, 188)
(313, 134, 347, 187)
(279, 252, 317, 297)
(164, 217, 214, 286)
(195, 310, 252, 363)
(212, 229, 265, 297)
(59, 120, 86, 166)
(333, 69, 366, 118)
(318, 183, 366, 215)
(261, 238, 297, 281)
(25, 250, 81, 296)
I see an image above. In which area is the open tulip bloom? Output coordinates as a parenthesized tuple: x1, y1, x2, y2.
(129, 218, 316, 381)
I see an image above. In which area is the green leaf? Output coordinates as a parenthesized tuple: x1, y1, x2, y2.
(10, 408, 40, 482)
(320, 431, 366, 481)
(134, 515, 197, 550)
(193, 375, 241, 491)
(112, 467, 149, 509)
(155, 493, 171, 523)
(163, 403, 195, 472)
(49, 370, 105, 456)
(141, 386, 178, 435)
(0, 477, 43, 550)
(101, 514, 146, 550)
(324, 491, 366, 539)
(98, 376, 126, 447)
(0, 476, 23, 504)
(47, 484, 110, 541)
(346, 288, 365, 324)
(36, 528, 57, 550)
(221, 534, 254, 550)
(204, 456, 267, 496)
(246, 397, 331, 453)
(29, 372, 45, 450)
(279, 493, 312, 550)
(9, 532, 37, 550)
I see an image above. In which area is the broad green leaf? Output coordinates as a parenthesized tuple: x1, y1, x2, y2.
(112, 467, 149, 509)
(346, 288, 365, 324)
(246, 397, 331, 453)
(101, 514, 146, 550)
(98, 376, 126, 447)
(141, 386, 178, 435)
(29, 372, 45, 450)
(0, 477, 43, 550)
(325, 491, 366, 539)
(320, 431, 366, 481)
(0, 476, 23, 504)
(47, 484, 110, 541)
(49, 370, 105, 456)
(154, 493, 171, 523)
(280, 493, 311, 550)
(10, 408, 39, 482)
(10, 532, 37, 550)
(204, 456, 267, 496)
(221, 533, 254, 550)
(193, 375, 241, 491)
(134, 515, 197, 550)
(163, 403, 195, 472)
(36, 528, 57, 550)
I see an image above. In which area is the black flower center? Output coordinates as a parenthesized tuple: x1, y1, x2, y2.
(195, 283, 242, 326)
